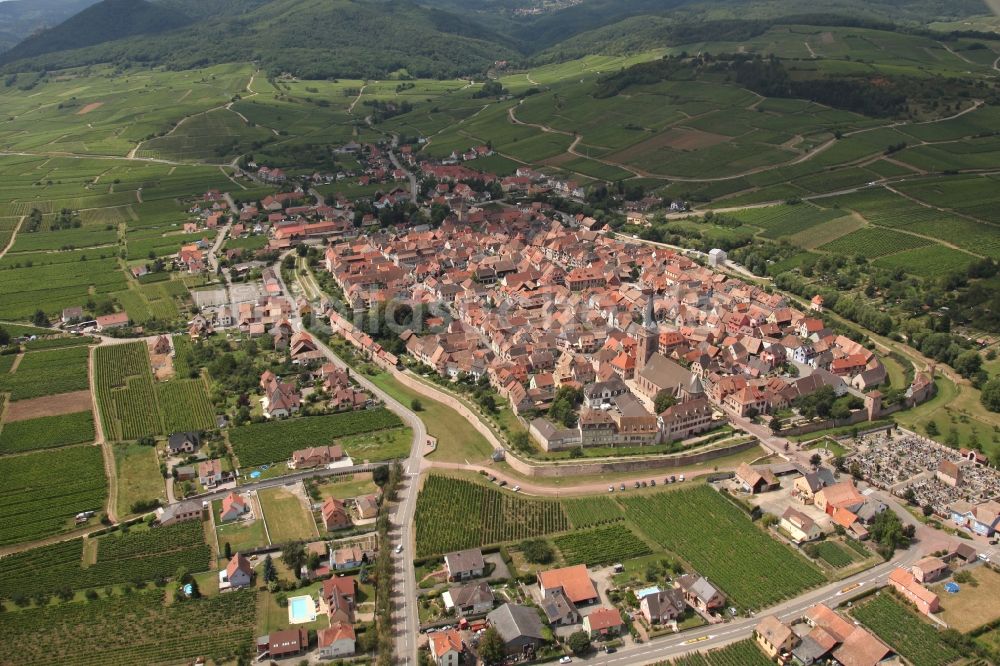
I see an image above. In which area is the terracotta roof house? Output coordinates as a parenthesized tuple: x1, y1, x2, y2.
(318, 622, 356, 659)
(322, 498, 352, 531)
(220, 553, 253, 590)
(445, 549, 486, 581)
(538, 564, 599, 606)
(831, 624, 893, 666)
(889, 567, 939, 615)
(321, 576, 357, 610)
(290, 445, 344, 469)
(815, 480, 865, 516)
(429, 629, 465, 666)
(219, 492, 248, 522)
(583, 607, 624, 638)
(95, 311, 129, 331)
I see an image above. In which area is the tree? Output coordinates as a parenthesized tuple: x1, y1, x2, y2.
(521, 539, 554, 564)
(478, 627, 505, 666)
(281, 543, 307, 579)
(809, 453, 822, 467)
(654, 389, 676, 414)
(982, 377, 1000, 413)
(262, 555, 277, 583)
(870, 509, 910, 557)
(372, 465, 389, 486)
(32, 309, 48, 327)
(223, 542, 232, 560)
(925, 420, 940, 437)
(0, 326, 9, 346)
(567, 630, 592, 656)
(410, 398, 423, 412)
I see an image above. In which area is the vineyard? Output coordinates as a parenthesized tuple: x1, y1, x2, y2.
(414, 475, 569, 557)
(819, 226, 931, 259)
(94, 342, 162, 441)
(562, 496, 624, 528)
(0, 521, 210, 599)
(809, 541, 854, 568)
(729, 204, 844, 239)
(620, 486, 824, 609)
(0, 588, 257, 666)
(851, 594, 959, 666)
(657, 639, 771, 666)
(0, 411, 95, 454)
(0, 345, 90, 400)
(0, 445, 107, 546)
(156, 379, 216, 433)
(230, 408, 403, 466)
(553, 525, 651, 566)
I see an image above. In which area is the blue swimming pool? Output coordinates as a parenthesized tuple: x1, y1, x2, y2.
(288, 595, 315, 624)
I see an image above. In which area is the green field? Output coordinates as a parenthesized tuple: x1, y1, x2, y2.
(851, 594, 959, 666)
(0, 411, 95, 453)
(257, 486, 317, 543)
(0, 345, 90, 401)
(0, 588, 255, 666)
(414, 474, 570, 557)
(620, 485, 824, 609)
(94, 342, 162, 441)
(229, 407, 404, 466)
(553, 525, 651, 566)
(0, 445, 107, 545)
(113, 443, 166, 516)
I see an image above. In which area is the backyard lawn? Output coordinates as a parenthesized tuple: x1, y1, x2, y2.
(113, 443, 165, 516)
(257, 486, 318, 544)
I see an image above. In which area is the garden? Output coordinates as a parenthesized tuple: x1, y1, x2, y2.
(553, 525, 651, 567)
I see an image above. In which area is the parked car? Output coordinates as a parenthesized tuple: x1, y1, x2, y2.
(559, 658, 572, 664)
(679, 474, 685, 482)
(640, 481, 647, 487)
(634, 481, 641, 488)
(608, 486, 614, 492)
(498, 480, 507, 487)
(650, 479, 656, 486)
(512, 485, 521, 492)
(605, 646, 617, 654)
(395, 544, 403, 554)
(620, 483, 626, 491)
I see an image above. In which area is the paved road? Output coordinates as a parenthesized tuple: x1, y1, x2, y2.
(587, 547, 920, 666)
(387, 134, 418, 202)
(282, 260, 423, 664)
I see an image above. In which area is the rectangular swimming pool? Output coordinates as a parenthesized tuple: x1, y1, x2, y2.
(288, 595, 317, 624)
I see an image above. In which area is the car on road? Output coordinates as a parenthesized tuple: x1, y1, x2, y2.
(395, 544, 403, 554)
(498, 480, 507, 487)
(605, 646, 617, 654)
(650, 479, 656, 486)
(559, 658, 572, 664)
(620, 483, 626, 491)
(512, 485, 521, 492)
(608, 485, 614, 492)
(634, 481, 641, 488)
(679, 474, 685, 482)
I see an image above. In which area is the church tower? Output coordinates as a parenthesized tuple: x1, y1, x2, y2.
(637, 291, 658, 368)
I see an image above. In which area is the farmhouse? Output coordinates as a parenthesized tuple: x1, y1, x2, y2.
(735, 463, 779, 494)
(888, 567, 939, 615)
(779, 507, 822, 544)
(911, 556, 948, 584)
(799, 603, 893, 666)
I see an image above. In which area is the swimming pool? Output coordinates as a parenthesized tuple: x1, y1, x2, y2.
(288, 595, 317, 624)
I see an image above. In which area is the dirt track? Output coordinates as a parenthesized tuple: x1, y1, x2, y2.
(2, 390, 93, 422)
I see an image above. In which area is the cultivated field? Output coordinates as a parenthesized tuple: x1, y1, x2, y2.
(0, 345, 90, 401)
(94, 342, 161, 441)
(229, 407, 403, 467)
(851, 593, 958, 666)
(0, 445, 107, 546)
(553, 525, 651, 566)
(0, 410, 95, 453)
(620, 485, 824, 609)
(414, 474, 570, 557)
